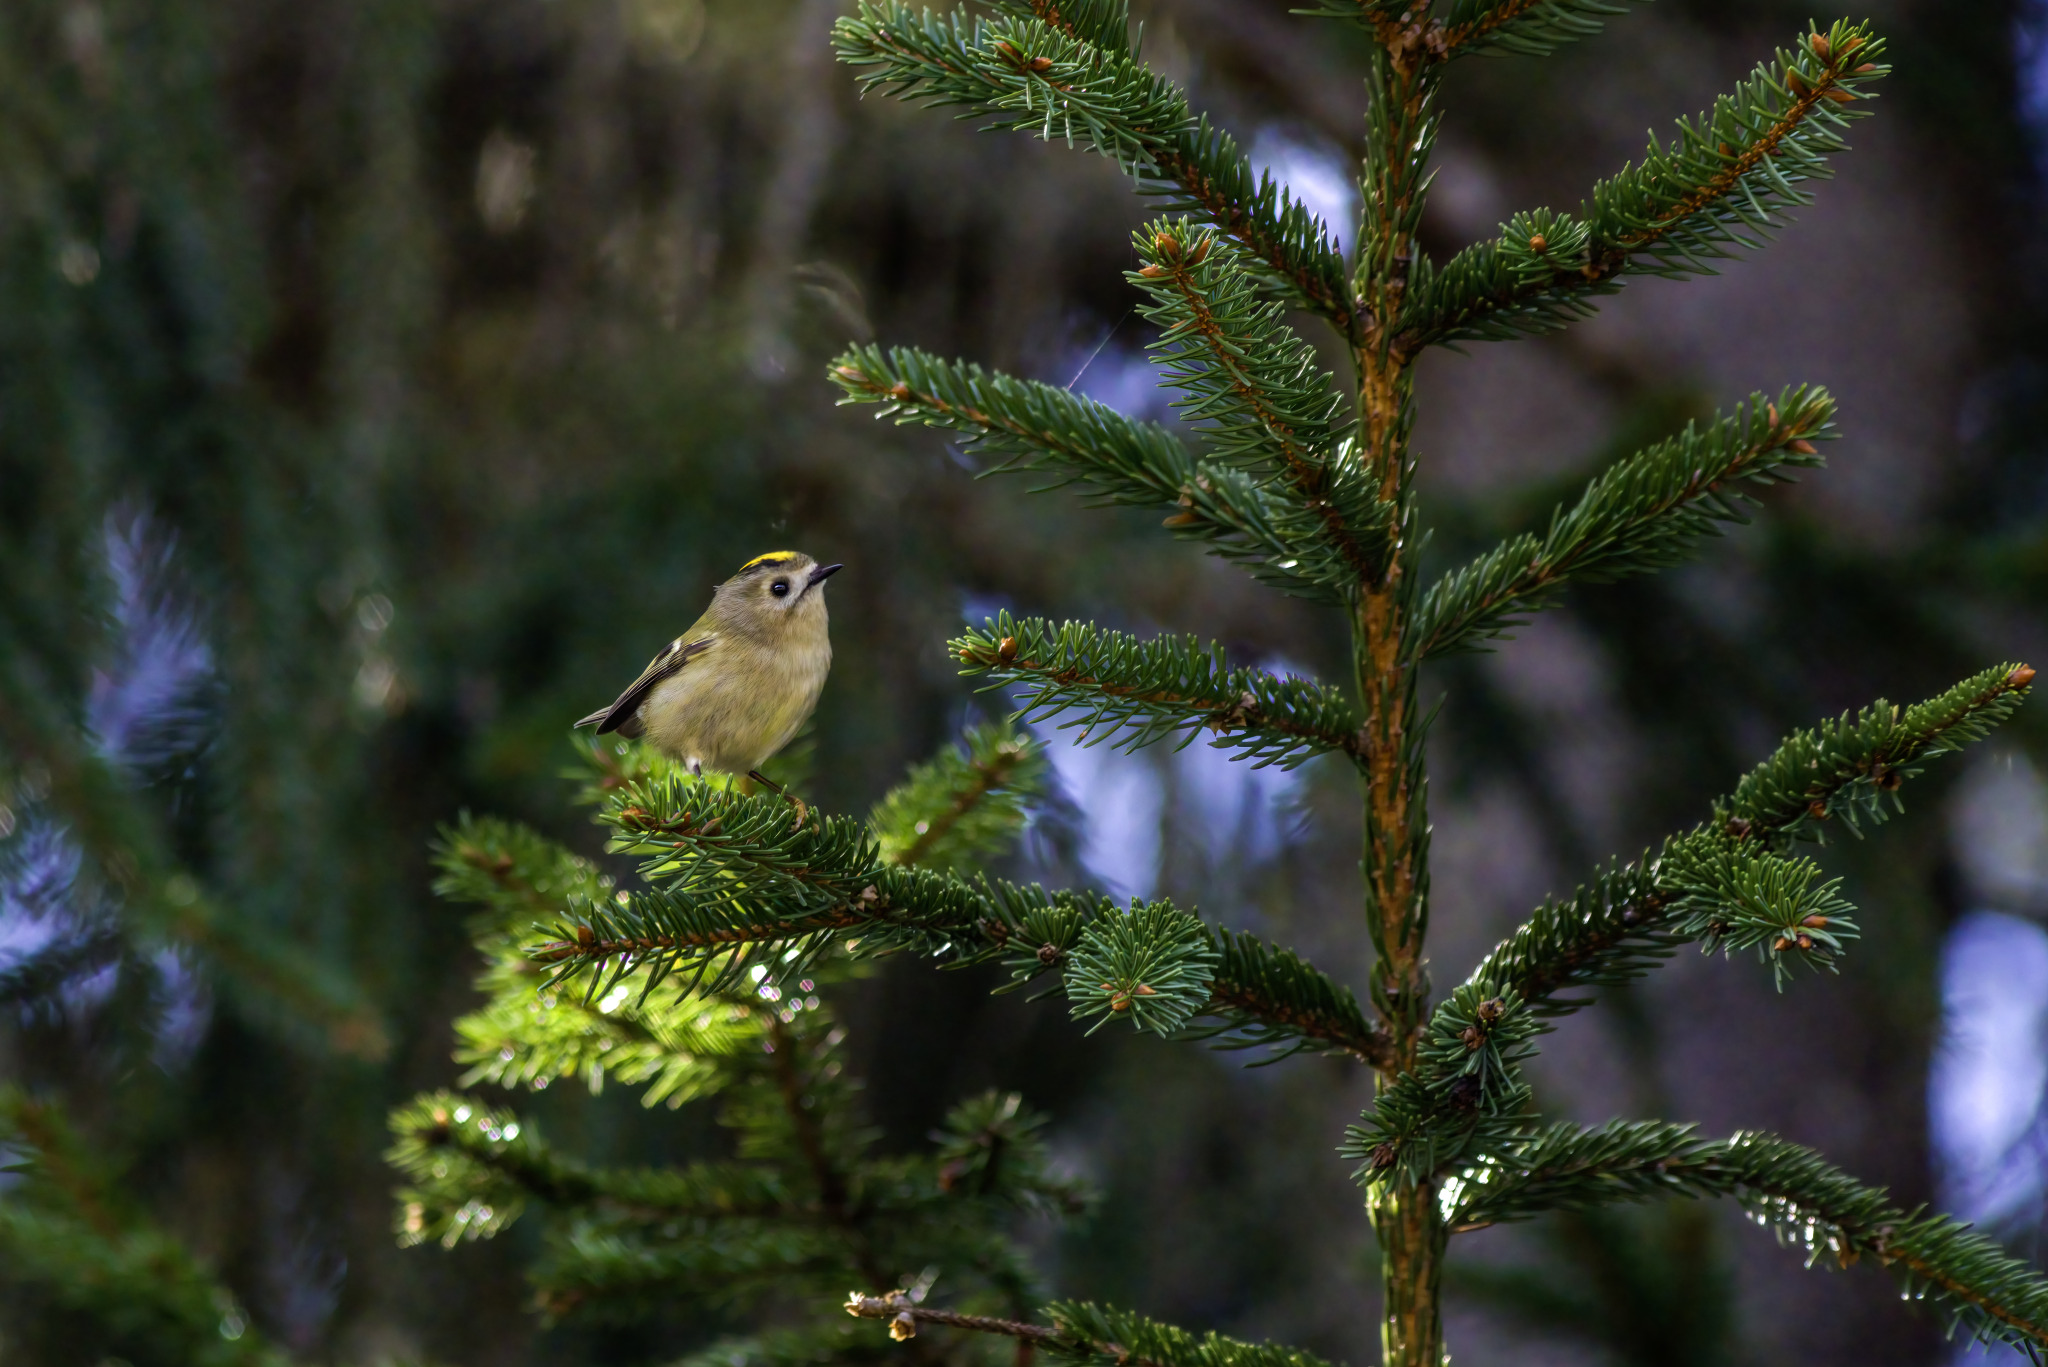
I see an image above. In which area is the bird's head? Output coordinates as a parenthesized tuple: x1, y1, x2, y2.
(714, 551, 842, 635)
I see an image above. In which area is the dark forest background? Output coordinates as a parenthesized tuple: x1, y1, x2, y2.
(3, 0, 2047, 1363)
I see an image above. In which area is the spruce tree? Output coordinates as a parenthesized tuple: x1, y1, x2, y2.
(390, 3, 2048, 1363)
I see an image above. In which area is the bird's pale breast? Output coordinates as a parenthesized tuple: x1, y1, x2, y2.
(640, 628, 831, 773)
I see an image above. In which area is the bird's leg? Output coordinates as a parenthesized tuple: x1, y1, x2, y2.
(746, 770, 808, 831)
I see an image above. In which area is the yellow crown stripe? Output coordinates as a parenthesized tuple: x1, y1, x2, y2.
(738, 550, 801, 572)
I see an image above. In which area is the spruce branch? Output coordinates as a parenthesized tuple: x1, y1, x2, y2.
(1196, 927, 1387, 1066)
(452, 940, 760, 1108)
(1445, 1123, 2048, 1355)
(870, 719, 1047, 871)
(1342, 983, 1544, 1189)
(390, 1092, 806, 1248)
(1290, 1, 1433, 60)
(389, 1092, 569, 1245)
(831, 345, 1377, 602)
(433, 815, 769, 1107)
(526, 781, 1390, 1064)
(0, 1090, 285, 1367)
(831, 3, 1354, 330)
(433, 812, 615, 931)
(845, 1293, 1340, 1367)
(1724, 661, 2036, 844)
(954, 612, 1366, 769)
(1356, 667, 2033, 1181)
(1063, 899, 1221, 1035)
(1441, 1119, 1715, 1230)
(1468, 665, 2032, 1019)
(1408, 387, 1834, 662)
(1410, 23, 1890, 347)
(1130, 221, 1388, 584)
(1349, 810, 1898, 1186)
(991, 0, 1132, 56)
(1436, 0, 1651, 60)
(517, 1052, 1072, 1322)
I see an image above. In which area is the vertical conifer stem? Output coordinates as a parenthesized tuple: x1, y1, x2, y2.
(1355, 33, 1442, 1367)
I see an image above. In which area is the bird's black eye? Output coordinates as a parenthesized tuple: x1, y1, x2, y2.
(771, 579, 790, 597)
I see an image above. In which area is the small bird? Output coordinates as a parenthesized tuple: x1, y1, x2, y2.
(576, 551, 842, 782)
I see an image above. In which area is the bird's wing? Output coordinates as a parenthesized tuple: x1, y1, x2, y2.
(576, 634, 715, 735)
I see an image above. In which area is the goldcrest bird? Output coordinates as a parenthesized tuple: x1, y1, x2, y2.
(576, 551, 841, 779)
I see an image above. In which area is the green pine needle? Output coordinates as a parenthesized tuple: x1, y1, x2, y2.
(1409, 386, 1834, 662)
(954, 611, 1365, 769)
(1439, 0, 1650, 60)
(1350, 663, 2031, 1190)
(1469, 665, 2032, 1019)
(869, 719, 1048, 872)
(525, 771, 1387, 1063)
(1412, 23, 1890, 347)
(1445, 1121, 2048, 1355)
(1062, 900, 1221, 1035)
(453, 935, 759, 1108)
(1725, 662, 2036, 844)
(1129, 220, 1388, 584)
(831, 344, 1379, 603)
(831, 3, 1354, 329)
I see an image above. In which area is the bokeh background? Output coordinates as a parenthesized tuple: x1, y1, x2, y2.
(3, 0, 2048, 1362)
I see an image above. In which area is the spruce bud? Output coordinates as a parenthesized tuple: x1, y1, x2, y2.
(888, 382, 912, 402)
(997, 635, 1019, 664)
(1809, 32, 1831, 61)
(1527, 233, 1547, 252)
(1789, 439, 1819, 455)
(2011, 664, 2037, 688)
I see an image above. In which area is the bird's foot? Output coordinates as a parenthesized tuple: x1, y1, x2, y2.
(746, 770, 809, 831)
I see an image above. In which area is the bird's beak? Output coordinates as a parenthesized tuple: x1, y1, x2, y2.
(806, 563, 844, 587)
